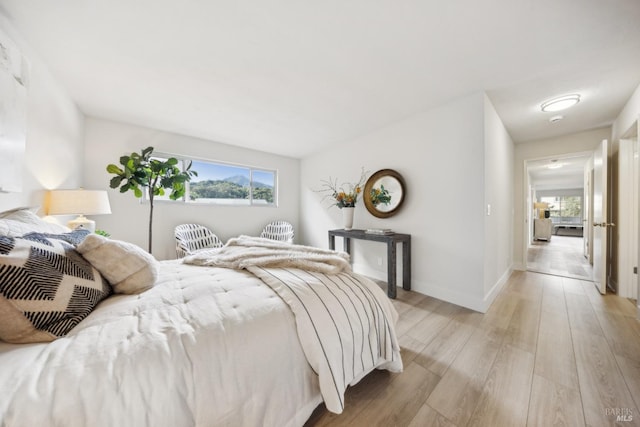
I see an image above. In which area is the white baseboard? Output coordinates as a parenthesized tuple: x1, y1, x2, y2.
(353, 263, 514, 314)
(482, 266, 513, 312)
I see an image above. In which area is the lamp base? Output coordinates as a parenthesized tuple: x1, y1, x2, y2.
(68, 215, 96, 233)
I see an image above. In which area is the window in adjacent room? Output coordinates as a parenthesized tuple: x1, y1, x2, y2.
(149, 154, 277, 206)
(540, 195, 582, 224)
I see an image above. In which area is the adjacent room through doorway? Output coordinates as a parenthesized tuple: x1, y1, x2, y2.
(526, 154, 594, 281)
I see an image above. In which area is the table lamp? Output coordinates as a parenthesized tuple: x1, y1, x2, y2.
(47, 189, 112, 232)
(533, 202, 549, 219)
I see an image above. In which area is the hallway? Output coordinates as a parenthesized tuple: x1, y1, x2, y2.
(527, 235, 593, 281)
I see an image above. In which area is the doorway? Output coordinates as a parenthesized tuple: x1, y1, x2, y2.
(524, 153, 594, 281)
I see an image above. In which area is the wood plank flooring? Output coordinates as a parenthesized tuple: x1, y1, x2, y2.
(304, 271, 640, 427)
(527, 236, 593, 280)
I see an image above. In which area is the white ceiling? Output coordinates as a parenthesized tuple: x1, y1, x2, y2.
(527, 154, 591, 191)
(1, 0, 639, 158)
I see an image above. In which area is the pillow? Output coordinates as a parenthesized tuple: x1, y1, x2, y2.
(0, 209, 70, 237)
(0, 232, 112, 343)
(0, 206, 39, 218)
(76, 234, 158, 294)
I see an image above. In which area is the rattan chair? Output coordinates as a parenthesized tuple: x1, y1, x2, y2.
(174, 223, 223, 258)
(260, 220, 294, 244)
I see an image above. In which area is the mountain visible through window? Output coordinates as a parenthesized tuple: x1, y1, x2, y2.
(150, 155, 277, 206)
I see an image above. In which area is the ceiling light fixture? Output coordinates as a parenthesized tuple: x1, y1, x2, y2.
(541, 94, 581, 112)
(549, 115, 563, 123)
(546, 159, 563, 169)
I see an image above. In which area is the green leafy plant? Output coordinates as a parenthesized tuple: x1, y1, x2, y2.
(95, 229, 111, 238)
(370, 185, 392, 206)
(106, 146, 197, 253)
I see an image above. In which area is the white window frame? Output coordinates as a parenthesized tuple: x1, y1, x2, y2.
(146, 153, 278, 207)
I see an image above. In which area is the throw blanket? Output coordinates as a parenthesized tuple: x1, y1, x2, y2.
(184, 235, 352, 274)
(247, 266, 402, 414)
(184, 237, 403, 414)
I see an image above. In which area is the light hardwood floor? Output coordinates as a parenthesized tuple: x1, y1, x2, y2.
(527, 236, 593, 280)
(305, 271, 640, 427)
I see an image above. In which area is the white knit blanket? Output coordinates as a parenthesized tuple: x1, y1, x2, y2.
(183, 235, 352, 274)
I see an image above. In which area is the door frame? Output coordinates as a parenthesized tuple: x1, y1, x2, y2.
(617, 136, 638, 298)
(522, 151, 594, 273)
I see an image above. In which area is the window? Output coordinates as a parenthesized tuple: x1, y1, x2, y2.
(540, 195, 582, 224)
(151, 154, 277, 206)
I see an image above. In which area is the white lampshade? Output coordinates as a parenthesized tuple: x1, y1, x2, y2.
(47, 189, 111, 232)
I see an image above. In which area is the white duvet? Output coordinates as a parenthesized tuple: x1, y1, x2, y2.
(0, 261, 322, 427)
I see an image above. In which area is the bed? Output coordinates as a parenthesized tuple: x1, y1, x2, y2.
(0, 210, 402, 427)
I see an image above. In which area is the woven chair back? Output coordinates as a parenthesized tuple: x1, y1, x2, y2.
(260, 220, 294, 244)
(174, 223, 223, 258)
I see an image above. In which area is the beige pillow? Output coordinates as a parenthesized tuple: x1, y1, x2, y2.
(76, 234, 158, 294)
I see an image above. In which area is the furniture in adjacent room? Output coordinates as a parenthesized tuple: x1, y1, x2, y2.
(328, 229, 411, 298)
(534, 218, 552, 241)
(174, 223, 223, 258)
(260, 220, 294, 243)
(554, 224, 584, 237)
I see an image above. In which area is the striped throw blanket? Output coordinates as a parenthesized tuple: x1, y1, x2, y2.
(247, 266, 403, 414)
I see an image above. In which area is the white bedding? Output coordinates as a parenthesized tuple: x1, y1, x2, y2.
(0, 261, 322, 427)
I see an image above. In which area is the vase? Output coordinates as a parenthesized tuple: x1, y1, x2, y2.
(342, 207, 355, 230)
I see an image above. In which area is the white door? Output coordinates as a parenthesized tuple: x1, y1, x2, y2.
(583, 165, 590, 259)
(592, 139, 610, 294)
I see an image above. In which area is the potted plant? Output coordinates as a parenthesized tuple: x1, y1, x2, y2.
(106, 146, 197, 253)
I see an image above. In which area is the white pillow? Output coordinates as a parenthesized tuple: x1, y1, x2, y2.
(1, 208, 43, 224)
(76, 234, 158, 294)
(0, 206, 39, 218)
(0, 208, 70, 236)
(0, 217, 70, 237)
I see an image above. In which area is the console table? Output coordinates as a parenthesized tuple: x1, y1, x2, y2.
(328, 229, 411, 298)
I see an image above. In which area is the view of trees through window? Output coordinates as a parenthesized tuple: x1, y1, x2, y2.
(540, 195, 582, 224)
(152, 155, 276, 206)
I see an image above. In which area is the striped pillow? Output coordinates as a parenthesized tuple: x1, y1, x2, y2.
(0, 232, 112, 343)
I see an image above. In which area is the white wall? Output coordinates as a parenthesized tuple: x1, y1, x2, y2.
(0, 15, 84, 214)
(300, 92, 511, 312)
(512, 127, 612, 270)
(483, 94, 514, 300)
(82, 117, 300, 260)
(613, 83, 640, 141)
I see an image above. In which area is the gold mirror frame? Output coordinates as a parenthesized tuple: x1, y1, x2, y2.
(363, 169, 406, 218)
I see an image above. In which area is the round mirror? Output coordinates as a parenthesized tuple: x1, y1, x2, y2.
(363, 169, 406, 218)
